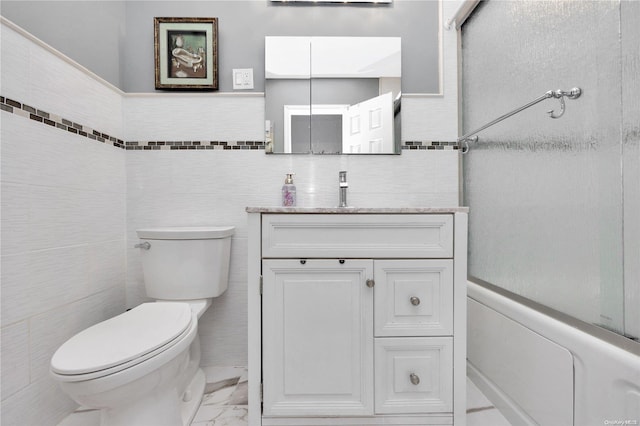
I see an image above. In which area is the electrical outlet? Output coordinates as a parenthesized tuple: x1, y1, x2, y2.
(232, 68, 254, 90)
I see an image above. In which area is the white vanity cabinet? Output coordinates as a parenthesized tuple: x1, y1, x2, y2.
(247, 208, 468, 426)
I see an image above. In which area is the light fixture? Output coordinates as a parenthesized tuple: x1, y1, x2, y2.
(271, 0, 392, 3)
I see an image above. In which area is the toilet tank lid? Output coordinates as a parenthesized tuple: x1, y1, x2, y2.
(136, 226, 235, 240)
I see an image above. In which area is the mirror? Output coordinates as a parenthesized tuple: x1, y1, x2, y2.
(265, 36, 401, 154)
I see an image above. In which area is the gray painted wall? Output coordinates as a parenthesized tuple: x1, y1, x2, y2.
(2, 0, 440, 93)
(1, 1, 126, 88)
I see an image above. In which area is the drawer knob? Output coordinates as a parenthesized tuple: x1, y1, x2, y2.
(366, 279, 375, 288)
(410, 296, 421, 306)
(409, 373, 420, 385)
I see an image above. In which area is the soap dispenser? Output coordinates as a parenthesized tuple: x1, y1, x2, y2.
(282, 173, 296, 207)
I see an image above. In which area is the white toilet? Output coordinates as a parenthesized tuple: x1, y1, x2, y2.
(50, 226, 235, 426)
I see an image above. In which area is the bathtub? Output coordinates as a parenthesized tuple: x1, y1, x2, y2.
(467, 279, 640, 426)
(172, 48, 202, 71)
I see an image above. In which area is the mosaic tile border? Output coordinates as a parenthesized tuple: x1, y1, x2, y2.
(403, 141, 460, 150)
(1, 96, 125, 149)
(126, 141, 265, 150)
(1, 96, 460, 152)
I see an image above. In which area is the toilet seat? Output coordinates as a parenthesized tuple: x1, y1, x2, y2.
(137, 226, 235, 240)
(51, 302, 193, 382)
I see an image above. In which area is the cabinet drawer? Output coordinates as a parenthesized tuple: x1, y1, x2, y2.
(262, 214, 453, 258)
(374, 337, 453, 414)
(374, 260, 453, 337)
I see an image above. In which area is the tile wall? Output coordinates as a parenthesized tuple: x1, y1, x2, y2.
(1, 20, 127, 426)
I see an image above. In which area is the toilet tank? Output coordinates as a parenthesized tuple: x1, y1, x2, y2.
(136, 226, 235, 300)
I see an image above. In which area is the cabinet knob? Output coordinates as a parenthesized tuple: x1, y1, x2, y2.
(410, 296, 421, 306)
(366, 279, 375, 288)
(409, 373, 420, 385)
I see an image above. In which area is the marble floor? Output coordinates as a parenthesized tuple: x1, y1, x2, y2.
(58, 366, 510, 426)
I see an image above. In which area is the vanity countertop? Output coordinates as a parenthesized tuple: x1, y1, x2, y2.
(246, 206, 469, 214)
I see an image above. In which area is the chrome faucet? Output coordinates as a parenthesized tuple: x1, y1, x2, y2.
(339, 171, 348, 207)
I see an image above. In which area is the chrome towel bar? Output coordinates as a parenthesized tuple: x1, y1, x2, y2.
(459, 87, 582, 153)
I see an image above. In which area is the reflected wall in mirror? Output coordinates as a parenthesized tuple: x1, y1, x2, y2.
(265, 36, 401, 154)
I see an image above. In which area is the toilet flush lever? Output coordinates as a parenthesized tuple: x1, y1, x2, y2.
(134, 241, 151, 250)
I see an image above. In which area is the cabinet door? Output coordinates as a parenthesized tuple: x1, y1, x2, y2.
(262, 259, 374, 417)
(374, 260, 453, 337)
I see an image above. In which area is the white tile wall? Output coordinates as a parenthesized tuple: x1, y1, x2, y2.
(1, 321, 30, 398)
(1, 20, 127, 426)
(1, 375, 78, 426)
(123, 94, 264, 142)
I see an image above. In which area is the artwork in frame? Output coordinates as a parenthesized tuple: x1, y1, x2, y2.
(154, 17, 218, 90)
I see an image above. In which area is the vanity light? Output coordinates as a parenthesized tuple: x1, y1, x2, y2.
(271, 0, 392, 3)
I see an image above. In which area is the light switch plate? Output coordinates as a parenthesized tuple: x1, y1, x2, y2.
(232, 68, 254, 90)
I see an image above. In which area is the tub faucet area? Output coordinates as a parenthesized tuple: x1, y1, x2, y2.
(339, 171, 348, 207)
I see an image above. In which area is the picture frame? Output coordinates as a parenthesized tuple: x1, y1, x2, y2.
(154, 17, 218, 90)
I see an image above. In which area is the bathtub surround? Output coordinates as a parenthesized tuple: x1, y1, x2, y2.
(1, 5, 463, 424)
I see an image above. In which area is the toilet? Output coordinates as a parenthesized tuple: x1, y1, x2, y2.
(50, 226, 235, 426)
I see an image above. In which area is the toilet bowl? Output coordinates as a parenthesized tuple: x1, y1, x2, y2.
(50, 226, 234, 426)
(51, 303, 199, 426)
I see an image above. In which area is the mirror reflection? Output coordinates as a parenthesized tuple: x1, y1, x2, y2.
(265, 36, 401, 154)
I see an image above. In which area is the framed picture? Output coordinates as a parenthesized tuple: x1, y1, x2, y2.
(154, 17, 218, 90)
